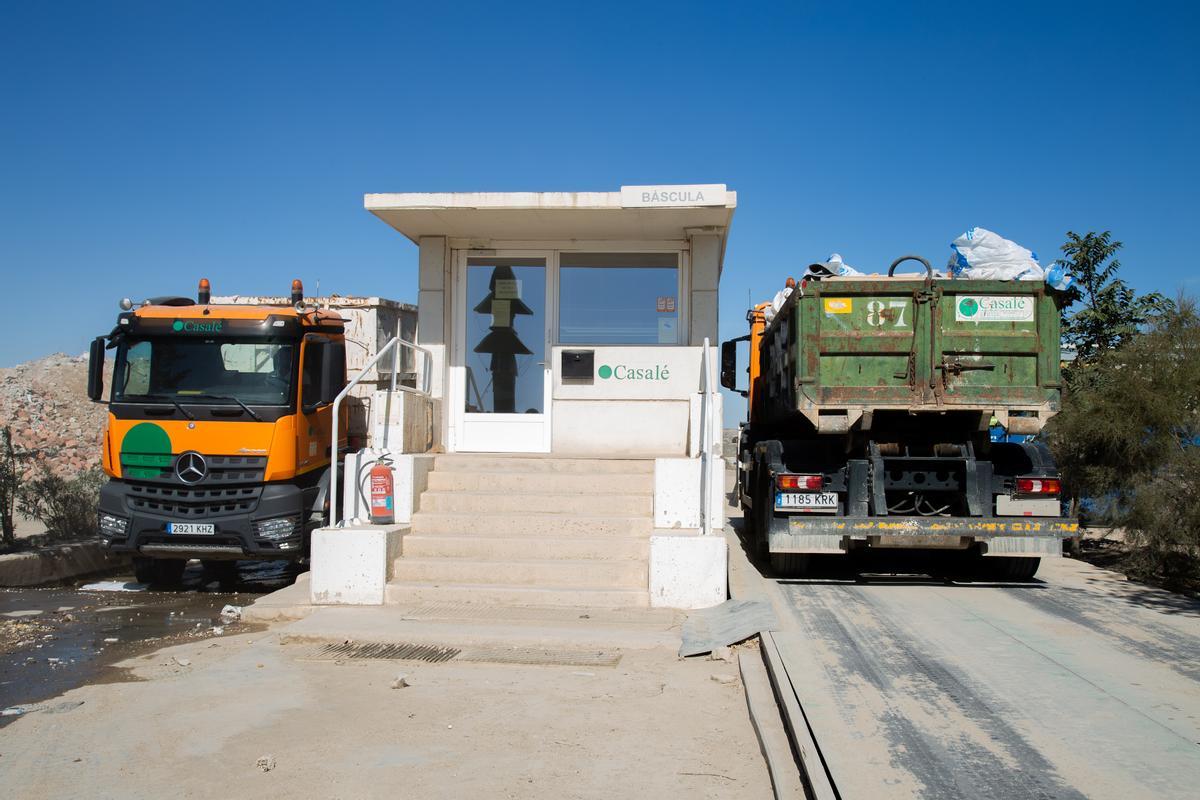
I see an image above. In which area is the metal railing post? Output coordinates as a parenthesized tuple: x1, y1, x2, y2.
(329, 336, 434, 528)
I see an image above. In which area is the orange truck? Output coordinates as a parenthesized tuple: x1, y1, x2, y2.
(86, 279, 348, 584)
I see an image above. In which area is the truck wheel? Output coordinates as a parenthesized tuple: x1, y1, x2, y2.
(986, 556, 1041, 581)
(133, 557, 187, 586)
(770, 553, 811, 577)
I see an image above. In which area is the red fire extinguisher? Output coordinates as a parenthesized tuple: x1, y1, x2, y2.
(368, 457, 395, 525)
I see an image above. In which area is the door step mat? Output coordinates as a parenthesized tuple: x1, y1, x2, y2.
(301, 640, 621, 668)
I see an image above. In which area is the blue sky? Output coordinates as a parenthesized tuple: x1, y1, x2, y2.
(2, 2, 1197, 425)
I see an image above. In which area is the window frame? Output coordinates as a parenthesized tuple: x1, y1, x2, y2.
(552, 250, 688, 347)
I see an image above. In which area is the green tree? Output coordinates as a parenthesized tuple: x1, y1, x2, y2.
(1059, 231, 1169, 366)
(1045, 297, 1200, 589)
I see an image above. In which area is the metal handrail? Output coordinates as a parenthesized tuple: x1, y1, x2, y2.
(700, 338, 716, 535)
(329, 336, 433, 527)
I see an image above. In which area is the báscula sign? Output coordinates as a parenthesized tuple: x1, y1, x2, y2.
(620, 184, 727, 208)
(955, 296, 1035, 323)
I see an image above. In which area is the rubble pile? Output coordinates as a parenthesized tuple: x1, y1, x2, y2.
(0, 353, 109, 476)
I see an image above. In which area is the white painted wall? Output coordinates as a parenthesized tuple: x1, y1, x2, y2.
(552, 400, 689, 455)
(552, 346, 704, 400)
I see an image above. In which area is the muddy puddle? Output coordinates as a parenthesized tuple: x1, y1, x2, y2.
(0, 560, 298, 724)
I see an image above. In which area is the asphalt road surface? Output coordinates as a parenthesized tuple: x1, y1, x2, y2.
(769, 555, 1200, 799)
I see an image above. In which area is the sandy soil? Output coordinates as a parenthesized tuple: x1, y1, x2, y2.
(0, 624, 772, 799)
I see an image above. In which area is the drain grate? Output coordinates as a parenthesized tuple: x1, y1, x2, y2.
(301, 641, 621, 668)
(309, 641, 461, 663)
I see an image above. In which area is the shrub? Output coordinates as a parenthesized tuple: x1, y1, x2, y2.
(18, 467, 106, 541)
(1046, 298, 1200, 589)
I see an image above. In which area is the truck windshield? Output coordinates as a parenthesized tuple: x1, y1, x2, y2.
(112, 337, 296, 407)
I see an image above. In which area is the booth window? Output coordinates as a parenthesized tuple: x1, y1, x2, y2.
(558, 253, 680, 345)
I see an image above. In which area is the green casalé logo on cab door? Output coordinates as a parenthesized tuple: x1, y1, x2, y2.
(172, 319, 223, 333)
(597, 364, 671, 381)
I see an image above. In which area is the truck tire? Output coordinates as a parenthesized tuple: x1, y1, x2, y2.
(133, 557, 187, 586)
(987, 556, 1041, 581)
(770, 553, 811, 577)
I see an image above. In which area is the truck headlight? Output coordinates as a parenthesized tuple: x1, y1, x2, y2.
(254, 516, 300, 541)
(99, 513, 128, 539)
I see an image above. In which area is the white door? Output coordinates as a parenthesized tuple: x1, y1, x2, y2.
(453, 252, 552, 452)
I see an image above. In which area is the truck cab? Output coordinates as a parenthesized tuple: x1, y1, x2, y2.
(87, 279, 347, 585)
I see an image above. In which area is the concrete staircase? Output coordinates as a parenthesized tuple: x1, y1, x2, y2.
(387, 455, 655, 608)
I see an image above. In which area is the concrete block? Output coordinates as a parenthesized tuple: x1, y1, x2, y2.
(310, 525, 404, 605)
(649, 533, 727, 609)
(655, 457, 702, 529)
(370, 391, 438, 454)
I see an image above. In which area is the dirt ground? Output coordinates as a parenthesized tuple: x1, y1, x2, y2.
(0, 622, 772, 799)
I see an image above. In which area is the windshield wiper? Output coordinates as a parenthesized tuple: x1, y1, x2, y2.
(183, 393, 264, 422)
(122, 394, 195, 420)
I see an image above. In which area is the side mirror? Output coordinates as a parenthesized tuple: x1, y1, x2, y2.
(720, 339, 738, 392)
(87, 337, 106, 402)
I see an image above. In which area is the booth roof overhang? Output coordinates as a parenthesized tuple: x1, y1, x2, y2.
(364, 189, 737, 265)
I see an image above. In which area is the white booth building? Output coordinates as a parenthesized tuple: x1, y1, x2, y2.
(309, 186, 734, 611)
(364, 186, 735, 456)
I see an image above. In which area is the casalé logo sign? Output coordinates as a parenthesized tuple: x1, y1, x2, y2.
(172, 319, 224, 333)
(597, 363, 671, 381)
(955, 295, 1034, 323)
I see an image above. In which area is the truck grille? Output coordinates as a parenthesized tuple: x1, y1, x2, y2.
(126, 483, 262, 518)
(119, 455, 267, 486)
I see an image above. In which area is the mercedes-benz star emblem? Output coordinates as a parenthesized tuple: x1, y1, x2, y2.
(175, 451, 208, 485)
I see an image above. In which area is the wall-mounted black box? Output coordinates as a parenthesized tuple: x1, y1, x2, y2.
(561, 349, 594, 383)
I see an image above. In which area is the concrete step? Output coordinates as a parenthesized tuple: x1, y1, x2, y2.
(425, 470, 651, 495)
(385, 581, 649, 609)
(419, 491, 651, 516)
(410, 511, 654, 537)
(391, 557, 647, 589)
(402, 534, 650, 561)
(431, 455, 654, 475)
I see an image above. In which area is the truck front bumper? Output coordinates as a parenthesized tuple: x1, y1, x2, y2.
(97, 480, 309, 561)
(770, 516, 1078, 557)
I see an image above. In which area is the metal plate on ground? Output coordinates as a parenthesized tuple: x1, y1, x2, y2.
(679, 599, 779, 657)
(301, 640, 621, 668)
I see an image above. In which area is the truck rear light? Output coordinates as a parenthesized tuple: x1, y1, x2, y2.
(1016, 478, 1061, 496)
(778, 474, 823, 491)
